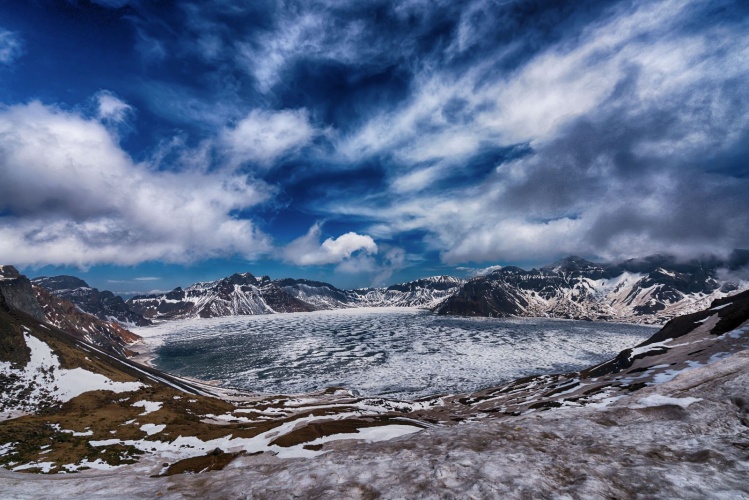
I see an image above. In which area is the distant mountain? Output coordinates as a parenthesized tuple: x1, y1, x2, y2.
(127, 273, 316, 320)
(435, 255, 749, 324)
(275, 278, 353, 309)
(348, 275, 465, 308)
(127, 274, 466, 319)
(32, 275, 150, 327)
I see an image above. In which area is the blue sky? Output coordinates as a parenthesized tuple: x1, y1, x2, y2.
(1, 0, 748, 294)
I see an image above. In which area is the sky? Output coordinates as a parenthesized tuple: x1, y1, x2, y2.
(0, 0, 748, 294)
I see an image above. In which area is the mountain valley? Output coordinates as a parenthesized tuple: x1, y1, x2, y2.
(0, 264, 748, 497)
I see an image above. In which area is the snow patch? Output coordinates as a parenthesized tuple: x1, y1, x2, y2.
(634, 394, 702, 408)
(140, 423, 166, 436)
(709, 303, 732, 311)
(132, 401, 163, 415)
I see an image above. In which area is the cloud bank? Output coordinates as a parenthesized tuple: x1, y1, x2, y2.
(0, 100, 272, 267)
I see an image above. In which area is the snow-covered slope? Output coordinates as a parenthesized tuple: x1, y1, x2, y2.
(0, 329, 142, 420)
(128, 274, 466, 319)
(127, 273, 315, 320)
(276, 278, 353, 310)
(348, 276, 465, 308)
(436, 256, 749, 324)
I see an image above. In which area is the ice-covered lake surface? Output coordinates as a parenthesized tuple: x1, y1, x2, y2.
(133, 308, 657, 400)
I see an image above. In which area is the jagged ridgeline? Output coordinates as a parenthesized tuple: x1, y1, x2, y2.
(434, 254, 749, 324)
(32, 252, 747, 325)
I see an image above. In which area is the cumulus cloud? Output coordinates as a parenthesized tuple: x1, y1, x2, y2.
(0, 28, 23, 65)
(0, 100, 273, 267)
(282, 223, 377, 266)
(220, 109, 316, 167)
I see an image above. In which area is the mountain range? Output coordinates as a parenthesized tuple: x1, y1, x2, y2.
(32, 253, 749, 325)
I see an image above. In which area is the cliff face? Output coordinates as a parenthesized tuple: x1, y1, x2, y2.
(0, 265, 140, 358)
(32, 275, 151, 327)
(0, 265, 45, 322)
(33, 285, 140, 357)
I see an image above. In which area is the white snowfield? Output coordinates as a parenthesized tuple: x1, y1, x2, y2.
(0, 331, 142, 420)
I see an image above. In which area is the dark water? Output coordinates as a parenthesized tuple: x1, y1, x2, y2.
(135, 308, 656, 399)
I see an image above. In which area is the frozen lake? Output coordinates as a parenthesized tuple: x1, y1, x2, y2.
(133, 308, 657, 400)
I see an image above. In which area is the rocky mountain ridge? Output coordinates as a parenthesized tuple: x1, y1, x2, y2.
(126, 273, 465, 320)
(127, 273, 316, 320)
(435, 255, 749, 324)
(1, 266, 140, 358)
(31, 276, 150, 327)
(32, 252, 749, 324)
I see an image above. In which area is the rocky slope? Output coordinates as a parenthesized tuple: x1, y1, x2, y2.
(32, 286, 141, 358)
(0, 278, 214, 421)
(2, 266, 141, 359)
(348, 275, 465, 308)
(32, 276, 150, 327)
(435, 255, 749, 324)
(0, 266, 45, 323)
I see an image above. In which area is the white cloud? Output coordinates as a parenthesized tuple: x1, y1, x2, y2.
(0, 28, 23, 65)
(95, 91, 133, 124)
(282, 223, 377, 266)
(220, 109, 316, 167)
(235, 9, 380, 94)
(334, 0, 735, 185)
(325, 0, 749, 264)
(0, 100, 273, 267)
